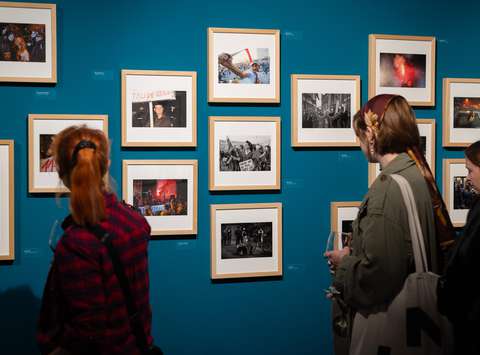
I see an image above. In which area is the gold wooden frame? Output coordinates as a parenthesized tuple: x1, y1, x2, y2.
(28, 114, 109, 193)
(442, 78, 480, 147)
(367, 118, 436, 186)
(122, 159, 198, 236)
(291, 74, 361, 147)
(443, 158, 467, 228)
(208, 116, 281, 191)
(207, 27, 280, 103)
(0, 140, 14, 260)
(210, 202, 282, 279)
(368, 34, 436, 106)
(121, 69, 197, 147)
(330, 201, 361, 250)
(0, 2, 56, 83)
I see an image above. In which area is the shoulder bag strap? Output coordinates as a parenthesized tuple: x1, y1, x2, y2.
(390, 174, 429, 273)
(88, 224, 150, 353)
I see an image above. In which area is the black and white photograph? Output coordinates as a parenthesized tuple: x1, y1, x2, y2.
(208, 27, 280, 103)
(379, 53, 426, 88)
(219, 136, 271, 172)
(330, 201, 360, 250)
(133, 179, 188, 217)
(122, 70, 197, 147)
(302, 93, 351, 128)
(131, 90, 187, 128)
(453, 176, 476, 210)
(1, 23, 46, 62)
(217, 48, 270, 84)
(0, 140, 14, 260)
(221, 222, 273, 259)
(211, 203, 282, 279)
(209, 116, 280, 191)
(453, 97, 480, 128)
(291, 74, 360, 147)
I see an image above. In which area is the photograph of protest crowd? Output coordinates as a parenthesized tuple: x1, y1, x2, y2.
(39, 134, 56, 172)
(219, 136, 271, 172)
(217, 48, 270, 84)
(302, 93, 351, 128)
(131, 90, 187, 128)
(379, 53, 426, 88)
(453, 97, 480, 129)
(453, 176, 476, 210)
(221, 222, 273, 259)
(1, 23, 45, 62)
(133, 179, 188, 217)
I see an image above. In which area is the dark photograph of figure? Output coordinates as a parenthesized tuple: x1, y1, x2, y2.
(131, 91, 187, 128)
(453, 176, 476, 210)
(1, 23, 46, 62)
(39, 134, 56, 172)
(453, 97, 480, 128)
(221, 222, 273, 259)
(302, 93, 351, 128)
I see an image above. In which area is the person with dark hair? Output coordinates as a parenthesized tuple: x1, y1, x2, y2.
(36, 126, 162, 355)
(438, 140, 480, 355)
(324, 94, 454, 354)
(152, 102, 174, 127)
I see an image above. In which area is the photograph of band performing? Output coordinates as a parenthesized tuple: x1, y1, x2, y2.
(219, 136, 271, 171)
(221, 222, 273, 259)
(133, 179, 188, 216)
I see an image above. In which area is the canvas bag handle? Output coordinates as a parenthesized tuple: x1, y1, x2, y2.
(390, 174, 429, 273)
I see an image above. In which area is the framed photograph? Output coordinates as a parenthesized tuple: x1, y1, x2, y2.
(291, 74, 361, 147)
(209, 116, 280, 191)
(443, 159, 473, 227)
(121, 70, 197, 147)
(0, 140, 14, 260)
(123, 160, 197, 236)
(368, 34, 435, 106)
(28, 114, 108, 193)
(208, 27, 280, 103)
(368, 118, 436, 186)
(210, 203, 282, 279)
(330, 202, 360, 250)
(0, 2, 56, 83)
(443, 78, 480, 147)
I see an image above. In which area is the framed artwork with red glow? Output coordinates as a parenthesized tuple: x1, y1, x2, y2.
(443, 78, 480, 147)
(369, 34, 435, 106)
(122, 160, 198, 236)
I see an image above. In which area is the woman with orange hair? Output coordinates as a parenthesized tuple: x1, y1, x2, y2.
(37, 126, 162, 355)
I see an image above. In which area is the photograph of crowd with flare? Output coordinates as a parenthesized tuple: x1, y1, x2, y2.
(454, 176, 476, 210)
(1, 23, 45, 62)
(217, 48, 270, 84)
(131, 90, 187, 128)
(221, 222, 273, 259)
(453, 97, 480, 128)
(133, 179, 188, 216)
(379, 53, 426, 88)
(219, 136, 271, 172)
(302, 93, 351, 128)
(39, 134, 56, 172)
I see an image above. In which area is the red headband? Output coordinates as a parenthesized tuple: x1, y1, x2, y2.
(360, 94, 399, 130)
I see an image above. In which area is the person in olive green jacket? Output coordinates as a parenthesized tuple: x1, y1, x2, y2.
(325, 95, 442, 353)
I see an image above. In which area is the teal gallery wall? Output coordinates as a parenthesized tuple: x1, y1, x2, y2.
(0, 0, 477, 354)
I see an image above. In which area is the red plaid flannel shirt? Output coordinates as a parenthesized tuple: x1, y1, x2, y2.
(37, 193, 153, 355)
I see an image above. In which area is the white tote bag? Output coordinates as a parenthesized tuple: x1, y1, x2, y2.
(349, 174, 454, 355)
